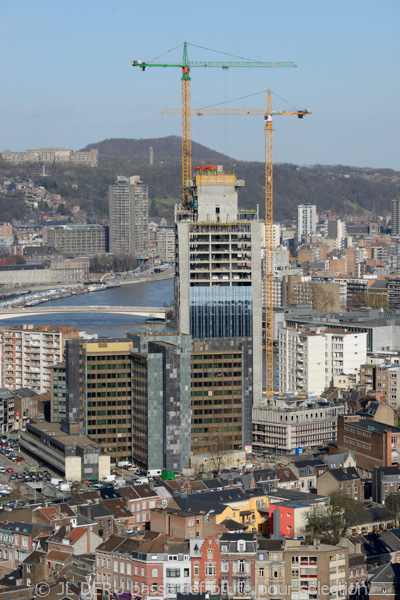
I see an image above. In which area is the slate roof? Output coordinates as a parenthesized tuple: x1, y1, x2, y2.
(326, 467, 360, 482)
(220, 518, 245, 531)
(326, 452, 355, 470)
(89, 503, 113, 519)
(368, 561, 400, 588)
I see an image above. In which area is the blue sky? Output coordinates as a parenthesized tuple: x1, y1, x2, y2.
(1, 0, 399, 169)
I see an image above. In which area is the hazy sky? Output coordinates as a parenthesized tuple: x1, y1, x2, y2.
(1, 0, 399, 169)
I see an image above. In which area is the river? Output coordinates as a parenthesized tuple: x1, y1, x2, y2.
(0, 279, 175, 338)
(0, 277, 278, 388)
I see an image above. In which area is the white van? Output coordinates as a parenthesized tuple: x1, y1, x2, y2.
(147, 469, 162, 478)
(135, 477, 149, 485)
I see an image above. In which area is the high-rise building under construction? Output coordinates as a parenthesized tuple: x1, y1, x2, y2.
(175, 166, 263, 449)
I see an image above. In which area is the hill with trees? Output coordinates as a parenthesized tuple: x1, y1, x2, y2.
(1, 136, 399, 223)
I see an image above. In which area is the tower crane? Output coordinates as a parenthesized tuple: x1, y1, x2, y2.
(132, 42, 296, 207)
(163, 90, 311, 398)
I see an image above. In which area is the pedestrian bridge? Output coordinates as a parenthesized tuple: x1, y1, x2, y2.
(0, 306, 167, 320)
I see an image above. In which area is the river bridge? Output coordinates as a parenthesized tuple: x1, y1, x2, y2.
(0, 306, 167, 320)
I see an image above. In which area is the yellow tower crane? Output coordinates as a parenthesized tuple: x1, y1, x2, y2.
(133, 43, 296, 208)
(163, 90, 311, 398)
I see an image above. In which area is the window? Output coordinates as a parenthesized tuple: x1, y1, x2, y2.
(207, 548, 213, 559)
(184, 568, 190, 577)
(238, 559, 245, 573)
(259, 567, 264, 577)
(206, 564, 216, 575)
(151, 584, 158, 594)
(114, 561, 118, 572)
(194, 563, 199, 576)
(134, 566, 138, 575)
(152, 568, 158, 578)
(166, 568, 180, 578)
(188, 519, 194, 527)
(120, 563, 125, 574)
(126, 564, 131, 575)
(141, 567, 145, 576)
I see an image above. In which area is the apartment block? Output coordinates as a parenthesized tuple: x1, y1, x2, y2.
(252, 395, 346, 456)
(283, 540, 348, 600)
(13, 388, 39, 430)
(1, 325, 79, 394)
(0, 389, 14, 434)
(43, 225, 107, 256)
(109, 175, 149, 256)
(1, 148, 98, 166)
(297, 204, 316, 243)
(278, 326, 367, 395)
(156, 227, 175, 263)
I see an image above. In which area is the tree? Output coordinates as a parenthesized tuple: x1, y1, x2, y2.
(385, 494, 400, 528)
(305, 491, 360, 545)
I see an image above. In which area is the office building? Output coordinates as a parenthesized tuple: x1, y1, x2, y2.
(64, 338, 134, 463)
(128, 332, 191, 473)
(43, 224, 108, 256)
(252, 395, 346, 456)
(337, 414, 400, 477)
(0, 325, 79, 394)
(1, 148, 98, 167)
(19, 419, 109, 481)
(109, 175, 149, 256)
(392, 198, 400, 237)
(175, 166, 263, 431)
(49, 363, 66, 423)
(191, 338, 253, 456)
(297, 204, 316, 243)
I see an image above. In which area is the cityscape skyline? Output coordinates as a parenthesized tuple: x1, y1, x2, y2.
(0, 0, 399, 170)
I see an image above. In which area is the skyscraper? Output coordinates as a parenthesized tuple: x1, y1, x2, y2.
(175, 166, 263, 447)
(297, 203, 316, 243)
(392, 199, 400, 237)
(109, 175, 149, 256)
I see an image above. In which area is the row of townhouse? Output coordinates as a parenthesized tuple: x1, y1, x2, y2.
(94, 532, 350, 600)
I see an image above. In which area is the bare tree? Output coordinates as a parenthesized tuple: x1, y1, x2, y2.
(305, 491, 360, 545)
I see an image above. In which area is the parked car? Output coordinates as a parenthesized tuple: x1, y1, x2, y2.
(0, 468, 5, 474)
(6, 469, 13, 474)
(9, 475, 16, 480)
